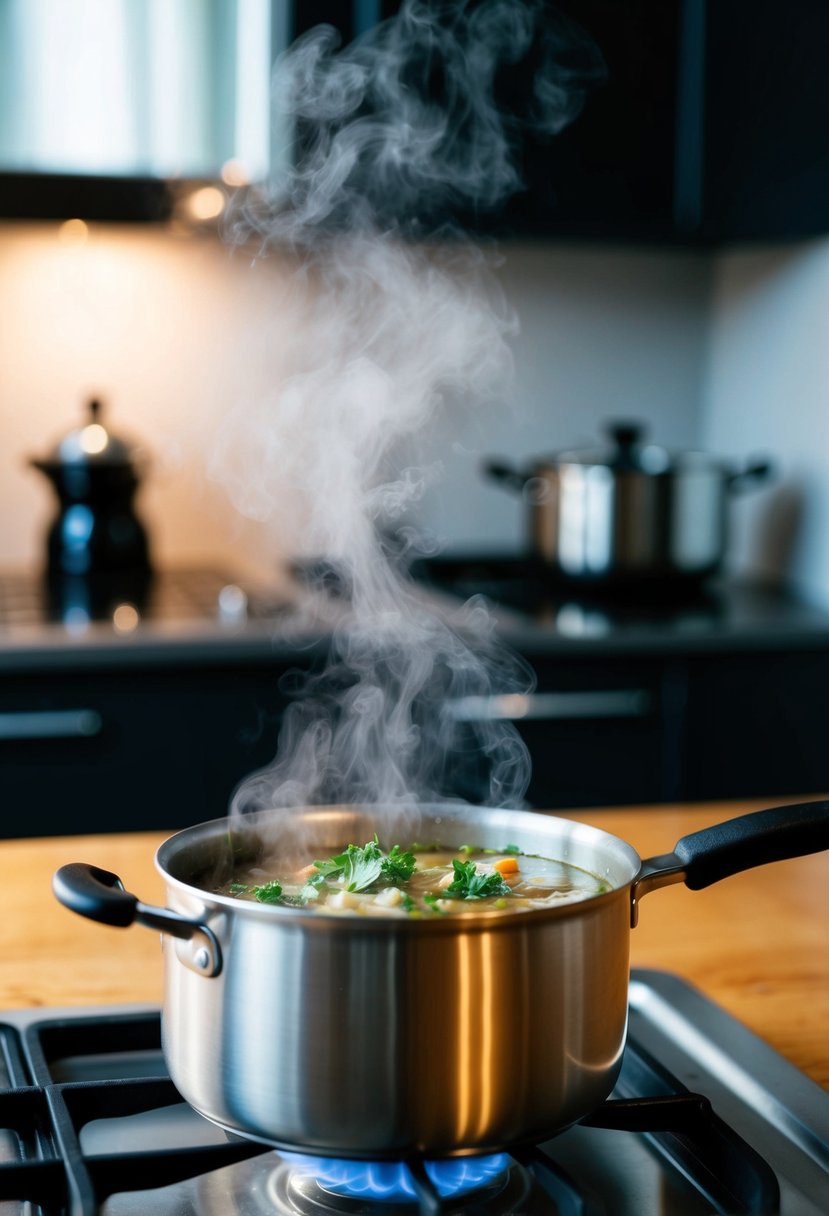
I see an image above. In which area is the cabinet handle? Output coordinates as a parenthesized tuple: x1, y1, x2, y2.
(446, 690, 651, 722)
(0, 710, 103, 740)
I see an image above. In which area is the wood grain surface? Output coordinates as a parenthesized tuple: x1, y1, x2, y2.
(4, 796, 828, 1090)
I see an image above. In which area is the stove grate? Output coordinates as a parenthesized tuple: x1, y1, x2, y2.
(0, 996, 789, 1216)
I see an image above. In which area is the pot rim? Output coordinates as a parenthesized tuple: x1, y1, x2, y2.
(154, 803, 643, 932)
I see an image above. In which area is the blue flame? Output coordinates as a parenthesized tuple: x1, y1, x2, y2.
(282, 1151, 510, 1200)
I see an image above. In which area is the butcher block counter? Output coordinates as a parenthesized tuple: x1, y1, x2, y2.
(2, 797, 828, 1091)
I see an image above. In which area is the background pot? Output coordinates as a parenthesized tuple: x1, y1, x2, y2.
(484, 421, 773, 587)
(53, 799, 829, 1158)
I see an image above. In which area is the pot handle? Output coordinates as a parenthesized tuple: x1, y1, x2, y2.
(481, 459, 529, 494)
(630, 799, 829, 927)
(727, 458, 774, 493)
(53, 863, 222, 976)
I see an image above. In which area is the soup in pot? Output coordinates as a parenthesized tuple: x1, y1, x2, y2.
(216, 836, 608, 917)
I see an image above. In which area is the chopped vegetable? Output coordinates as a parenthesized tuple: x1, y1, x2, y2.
(442, 858, 512, 901)
(493, 856, 520, 875)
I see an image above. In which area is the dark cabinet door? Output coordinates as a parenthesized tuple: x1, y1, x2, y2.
(288, 1, 829, 244)
(0, 665, 290, 837)
(684, 651, 829, 801)
(289, 0, 689, 241)
(702, 3, 829, 242)
(444, 656, 684, 809)
(503, 0, 690, 241)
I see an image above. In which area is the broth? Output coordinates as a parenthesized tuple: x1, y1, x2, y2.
(215, 837, 608, 917)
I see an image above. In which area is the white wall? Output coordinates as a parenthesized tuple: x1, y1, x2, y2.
(702, 238, 829, 606)
(413, 243, 713, 552)
(0, 224, 714, 579)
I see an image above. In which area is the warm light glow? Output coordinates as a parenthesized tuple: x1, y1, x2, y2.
(112, 603, 140, 633)
(221, 158, 250, 187)
(58, 218, 89, 244)
(79, 423, 108, 455)
(182, 186, 226, 221)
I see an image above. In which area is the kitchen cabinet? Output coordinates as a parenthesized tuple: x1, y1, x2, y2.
(682, 650, 829, 799)
(515, 0, 829, 244)
(0, 657, 294, 837)
(3, 576, 829, 835)
(6, 2, 828, 241)
(503, 642, 829, 810)
(315, 0, 829, 245)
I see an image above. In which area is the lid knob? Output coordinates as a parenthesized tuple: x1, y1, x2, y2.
(607, 420, 645, 452)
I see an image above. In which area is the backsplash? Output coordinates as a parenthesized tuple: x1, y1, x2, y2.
(0, 222, 713, 585)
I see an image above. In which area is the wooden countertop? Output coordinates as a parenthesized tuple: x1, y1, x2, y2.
(3, 797, 828, 1091)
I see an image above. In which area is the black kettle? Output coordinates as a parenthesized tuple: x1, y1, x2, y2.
(30, 398, 153, 616)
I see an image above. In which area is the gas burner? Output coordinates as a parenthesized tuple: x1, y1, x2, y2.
(195, 1151, 540, 1216)
(278, 1151, 513, 1207)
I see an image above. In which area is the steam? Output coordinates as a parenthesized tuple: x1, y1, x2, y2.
(213, 0, 602, 817)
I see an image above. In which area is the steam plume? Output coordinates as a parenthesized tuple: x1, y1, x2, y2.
(213, 0, 603, 815)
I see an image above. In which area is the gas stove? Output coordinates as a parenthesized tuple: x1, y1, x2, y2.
(0, 971, 826, 1215)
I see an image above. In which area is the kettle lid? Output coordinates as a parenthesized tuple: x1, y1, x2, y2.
(51, 399, 140, 466)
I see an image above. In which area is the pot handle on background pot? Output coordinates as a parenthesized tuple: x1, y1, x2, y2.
(52, 863, 222, 977)
(481, 459, 530, 494)
(727, 458, 774, 493)
(630, 799, 829, 927)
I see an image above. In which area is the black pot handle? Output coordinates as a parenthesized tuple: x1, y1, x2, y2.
(53, 863, 139, 927)
(631, 799, 829, 926)
(727, 458, 774, 492)
(481, 459, 529, 494)
(53, 862, 222, 976)
(675, 800, 829, 888)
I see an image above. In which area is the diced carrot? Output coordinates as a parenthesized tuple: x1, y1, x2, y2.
(296, 863, 319, 880)
(493, 856, 520, 875)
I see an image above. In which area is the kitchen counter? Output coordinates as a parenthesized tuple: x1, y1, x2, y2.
(4, 567, 829, 670)
(4, 798, 828, 1092)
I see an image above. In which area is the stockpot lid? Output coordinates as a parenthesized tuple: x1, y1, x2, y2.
(44, 398, 143, 468)
(548, 420, 723, 476)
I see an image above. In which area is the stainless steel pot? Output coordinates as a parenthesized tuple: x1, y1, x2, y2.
(484, 421, 772, 585)
(53, 798, 828, 1158)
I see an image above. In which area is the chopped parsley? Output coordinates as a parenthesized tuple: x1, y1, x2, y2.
(442, 858, 512, 901)
(313, 835, 417, 893)
(227, 880, 283, 903)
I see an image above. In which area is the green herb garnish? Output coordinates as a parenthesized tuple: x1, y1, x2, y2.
(251, 881, 283, 903)
(442, 859, 511, 901)
(227, 880, 284, 903)
(380, 844, 417, 884)
(312, 835, 417, 893)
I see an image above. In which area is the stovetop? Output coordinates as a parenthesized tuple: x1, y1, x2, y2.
(0, 568, 290, 632)
(0, 970, 826, 1215)
(409, 554, 829, 654)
